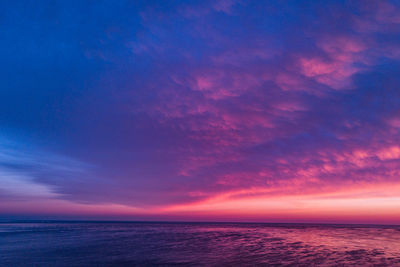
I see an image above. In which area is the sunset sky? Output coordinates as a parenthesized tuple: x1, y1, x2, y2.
(2, 0, 400, 224)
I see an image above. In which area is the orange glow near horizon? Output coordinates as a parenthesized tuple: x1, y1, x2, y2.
(159, 181, 400, 224)
(3, 181, 400, 225)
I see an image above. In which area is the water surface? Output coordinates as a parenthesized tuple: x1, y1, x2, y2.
(1, 222, 400, 266)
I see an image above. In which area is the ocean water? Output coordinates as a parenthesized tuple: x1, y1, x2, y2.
(1, 222, 400, 266)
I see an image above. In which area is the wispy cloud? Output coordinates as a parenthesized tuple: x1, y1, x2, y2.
(0, 136, 89, 199)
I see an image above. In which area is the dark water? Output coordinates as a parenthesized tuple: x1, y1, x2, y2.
(1, 222, 400, 266)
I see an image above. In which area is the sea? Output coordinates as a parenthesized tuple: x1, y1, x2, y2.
(1, 221, 400, 266)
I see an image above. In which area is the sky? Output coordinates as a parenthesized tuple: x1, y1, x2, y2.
(1, 0, 400, 224)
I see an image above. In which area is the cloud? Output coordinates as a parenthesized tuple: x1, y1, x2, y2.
(0, 136, 90, 200)
(2, 0, 400, 221)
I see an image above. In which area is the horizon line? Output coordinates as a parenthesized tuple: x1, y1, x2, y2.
(1, 219, 400, 227)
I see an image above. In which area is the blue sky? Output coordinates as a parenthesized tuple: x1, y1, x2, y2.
(2, 0, 400, 223)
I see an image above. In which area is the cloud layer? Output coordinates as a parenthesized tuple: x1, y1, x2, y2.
(2, 0, 400, 222)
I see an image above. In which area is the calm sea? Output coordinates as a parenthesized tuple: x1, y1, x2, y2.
(1, 222, 400, 266)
